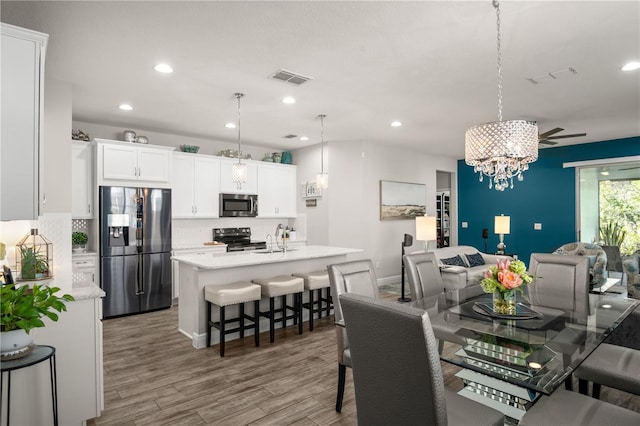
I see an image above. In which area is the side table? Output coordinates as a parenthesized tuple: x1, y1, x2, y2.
(1, 345, 58, 426)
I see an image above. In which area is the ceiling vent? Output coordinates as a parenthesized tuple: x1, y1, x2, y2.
(282, 134, 298, 139)
(271, 69, 313, 85)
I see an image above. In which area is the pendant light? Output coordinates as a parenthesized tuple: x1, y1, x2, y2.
(464, 1, 538, 191)
(316, 114, 329, 189)
(232, 92, 247, 190)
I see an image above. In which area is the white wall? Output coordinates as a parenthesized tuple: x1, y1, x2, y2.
(292, 140, 458, 280)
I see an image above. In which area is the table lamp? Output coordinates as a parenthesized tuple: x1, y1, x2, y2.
(416, 216, 437, 252)
(494, 214, 510, 254)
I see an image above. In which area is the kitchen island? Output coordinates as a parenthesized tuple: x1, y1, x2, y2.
(172, 245, 363, 348)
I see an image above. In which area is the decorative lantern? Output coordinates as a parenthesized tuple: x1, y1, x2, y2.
(15, 228, 53, 281)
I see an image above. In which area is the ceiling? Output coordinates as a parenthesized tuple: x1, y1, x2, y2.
(2, 1, 639, 159)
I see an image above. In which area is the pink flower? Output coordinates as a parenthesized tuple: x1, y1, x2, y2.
(484, 270, 494, 279)
(499, 270, 523, 289)
(497, 258, 511, 271)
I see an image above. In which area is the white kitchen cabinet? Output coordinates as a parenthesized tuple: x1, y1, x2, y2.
(96, 139, 174, 187)
(257, 163, 297, 218)
(219, 157, 258, 194)
(0, 24, 48, 220)
(72, 253, 99, 287)
(172, 153, 220, 218)
(72, 141, 94, 218)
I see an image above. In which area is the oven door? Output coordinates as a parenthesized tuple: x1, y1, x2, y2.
(219, 194, 258, 217)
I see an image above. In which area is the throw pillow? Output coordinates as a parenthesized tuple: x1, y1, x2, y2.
(465, 252, 486, 267)
(441, 255, 466, 267)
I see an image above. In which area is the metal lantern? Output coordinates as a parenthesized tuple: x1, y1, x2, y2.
(15, 228, 53, 281)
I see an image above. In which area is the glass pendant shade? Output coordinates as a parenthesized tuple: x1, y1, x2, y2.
(232, 162, 247, 189)
(465, 120, 539, 191)
(316, 173, 329, 189)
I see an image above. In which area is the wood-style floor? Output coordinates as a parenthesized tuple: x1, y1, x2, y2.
(88, 292, 639, 425)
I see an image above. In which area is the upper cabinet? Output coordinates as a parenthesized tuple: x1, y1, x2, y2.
(0, 24, 48, 220)
(172, 153, 220, 218)
(96, 139, 173, 187)
(257, 163, 297, 218)
(72, 141, 94, 218)
(219, 158, 258, 194)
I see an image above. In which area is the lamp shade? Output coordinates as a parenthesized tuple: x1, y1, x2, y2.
(416, 216, 437, 241)
(494, 215, 510, 235)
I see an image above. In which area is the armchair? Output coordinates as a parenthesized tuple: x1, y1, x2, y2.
(622, 251, 640, 299)
(553, 242, 608, 286)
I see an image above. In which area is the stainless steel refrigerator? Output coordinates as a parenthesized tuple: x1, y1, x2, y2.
(99, 186, 172, 318)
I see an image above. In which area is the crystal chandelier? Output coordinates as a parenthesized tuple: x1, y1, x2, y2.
(316, 114, 329, 189)
(232, 92, 247, 190)
(465, 1, 538, 191)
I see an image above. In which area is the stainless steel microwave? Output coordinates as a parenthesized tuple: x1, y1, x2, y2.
(219, 193, 258, 217)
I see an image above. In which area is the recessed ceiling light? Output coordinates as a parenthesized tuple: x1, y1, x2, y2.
(225, 122, 236, 129)
(390, 121, 402, 127)
(300, 136, 309, 141)
(621, 61, 640, 71)
(154, 63, 173, 74)
(118, 104, 133, 111)
(602, 304, 612, 309)
(282, 96, 296, 104)
(600, 171, 610, 176)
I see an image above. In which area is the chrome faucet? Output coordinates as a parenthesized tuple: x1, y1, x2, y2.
(275, 224, 287, 253)
(266, 234, 273, 253)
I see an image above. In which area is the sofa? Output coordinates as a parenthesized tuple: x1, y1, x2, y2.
(431, 245, 512, 302)
(622, 251, 640, 299)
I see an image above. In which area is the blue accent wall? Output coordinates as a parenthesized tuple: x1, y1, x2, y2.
(457, 136, 640, 264)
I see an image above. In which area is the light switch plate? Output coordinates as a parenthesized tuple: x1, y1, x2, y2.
(462, 222, 468, 228)
(534, 223, 542, 230)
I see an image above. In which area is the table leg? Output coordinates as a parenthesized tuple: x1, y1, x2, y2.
(50, 354, 58, 426)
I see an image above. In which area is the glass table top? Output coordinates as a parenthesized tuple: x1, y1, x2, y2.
(408, 293, 638, 395)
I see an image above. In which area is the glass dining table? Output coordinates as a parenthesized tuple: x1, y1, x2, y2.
(409, 291, 638, 423)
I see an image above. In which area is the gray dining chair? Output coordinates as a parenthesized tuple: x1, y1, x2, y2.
(339, 293, 504, 426)
(403, 251, 444, 300)
(527, 253, 590, 319)
(575, 343, 640, 399)
(403, 252, 467, 353)
(519, 388, 640, 425)
(327, 259, 380, 412)
(527, 253, 591, 390)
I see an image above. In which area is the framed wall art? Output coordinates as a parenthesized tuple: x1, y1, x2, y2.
(379, 180, 426, 221)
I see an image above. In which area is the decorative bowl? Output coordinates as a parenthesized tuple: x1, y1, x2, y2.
(180, 145, 200, 153)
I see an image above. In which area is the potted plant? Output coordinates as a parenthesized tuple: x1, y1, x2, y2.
(0, 283, 74, 357)
(72, 231, 88, 253)
(19, 246, 50, 280)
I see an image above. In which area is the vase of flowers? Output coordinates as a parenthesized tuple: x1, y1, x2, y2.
(481, 259, 533, 315)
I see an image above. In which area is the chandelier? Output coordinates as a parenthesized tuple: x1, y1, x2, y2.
(316, 114, 329, 189)
(232, 92, 247, 190)
(465, 1, 538, 191)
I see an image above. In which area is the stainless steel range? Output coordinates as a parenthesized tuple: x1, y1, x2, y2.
(213, 227, 266, 252)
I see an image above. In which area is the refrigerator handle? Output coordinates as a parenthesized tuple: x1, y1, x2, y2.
(136, 253, 144, 295)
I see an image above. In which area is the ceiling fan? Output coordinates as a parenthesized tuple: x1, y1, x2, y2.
(538, 127, 587, 145)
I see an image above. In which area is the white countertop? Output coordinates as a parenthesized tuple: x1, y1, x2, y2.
(71, 282, 105, 300)
(171, 245, 363, 270)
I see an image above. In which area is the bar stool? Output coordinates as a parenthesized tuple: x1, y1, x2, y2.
(293, 270, 332, 331)
(252, 275, 304, 343)
(204, 281, 261, 357)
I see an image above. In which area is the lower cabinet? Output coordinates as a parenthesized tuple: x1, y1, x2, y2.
(2, 296, 104, 425)
(72, 253, 99, 287)
(171, 246, 227, 299)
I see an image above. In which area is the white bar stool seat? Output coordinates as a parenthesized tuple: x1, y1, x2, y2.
(204, 281, 261, 357)
(293, 270, 332, 331)
(252, 275, 304, 342)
